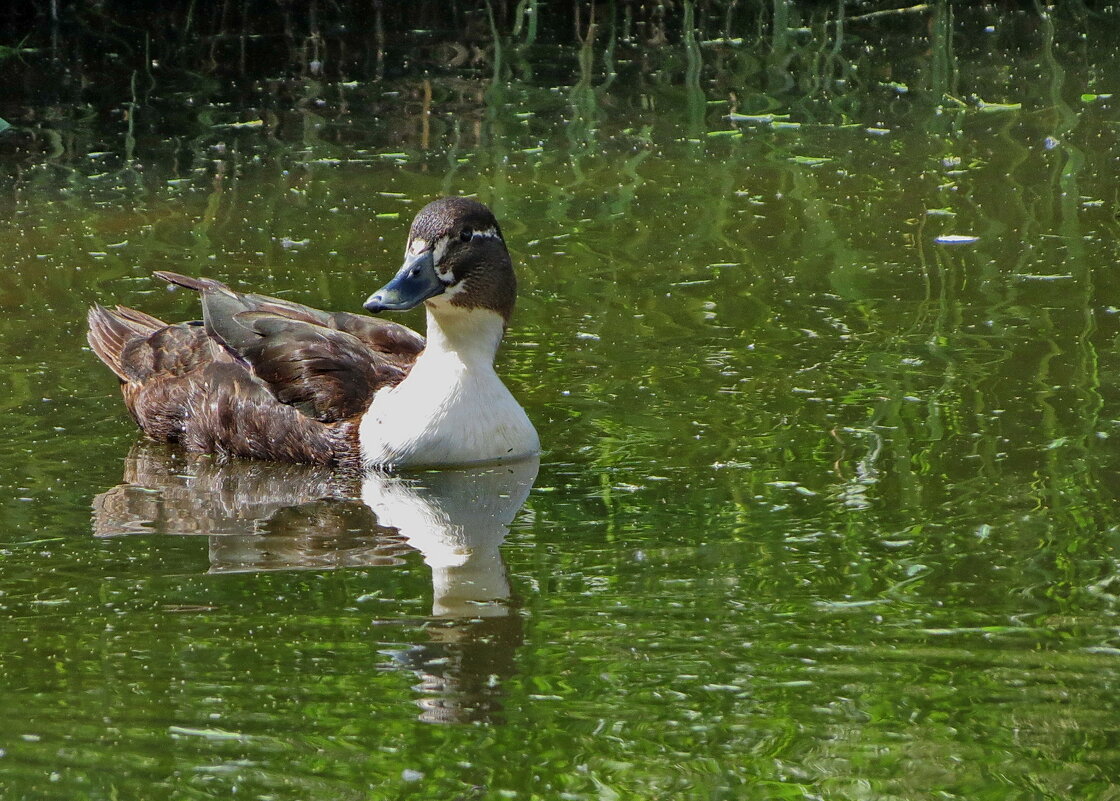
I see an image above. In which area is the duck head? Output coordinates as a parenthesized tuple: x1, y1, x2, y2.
(364, 197, 516, 322)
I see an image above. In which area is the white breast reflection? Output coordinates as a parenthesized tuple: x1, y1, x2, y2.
(361, 458, 537, 617)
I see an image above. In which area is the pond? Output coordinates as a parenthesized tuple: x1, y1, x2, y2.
(2, 2, 1120, 799)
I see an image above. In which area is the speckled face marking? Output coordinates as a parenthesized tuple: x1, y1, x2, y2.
(433, 236, 452, 278)
(409, 227, 504, 286)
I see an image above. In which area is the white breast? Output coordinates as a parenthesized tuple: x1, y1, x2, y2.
(357, 307, 539, 469)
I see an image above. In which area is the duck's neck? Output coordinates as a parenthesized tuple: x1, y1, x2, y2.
(359, 303, 535, 469)
(418, 305, 506, 371)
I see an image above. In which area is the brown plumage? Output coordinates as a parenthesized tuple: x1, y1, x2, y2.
(87, 271, 425, 468)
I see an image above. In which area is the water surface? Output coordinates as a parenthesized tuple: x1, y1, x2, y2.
(2, 3, 1120, 799)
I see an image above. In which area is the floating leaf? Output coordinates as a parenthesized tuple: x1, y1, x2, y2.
(726, 112, 790, 124)
(1017, 273, 1073, 281)
(213, 119, 264, 129)
(790, 155, 831, 166)
(169, 726, 250, 741)
(935, 234, 979, 244)
(976, 100, 1021, 113)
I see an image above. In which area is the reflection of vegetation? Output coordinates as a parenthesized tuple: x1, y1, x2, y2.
(3, 0, 1111, 174)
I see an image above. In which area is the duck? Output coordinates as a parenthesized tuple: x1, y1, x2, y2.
(87, 196, 540, 470)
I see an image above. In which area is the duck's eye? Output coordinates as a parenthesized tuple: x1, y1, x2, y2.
(459, 228, 473, 243)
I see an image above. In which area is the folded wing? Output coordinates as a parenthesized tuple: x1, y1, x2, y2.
(153, 271, 423, 422)
(87, 273, 426, 465)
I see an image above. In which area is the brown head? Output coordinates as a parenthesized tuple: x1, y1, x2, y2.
(364, 197, 517, 322)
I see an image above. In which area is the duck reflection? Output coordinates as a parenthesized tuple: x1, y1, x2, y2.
(362, 465, 535, 724)
(93, 442, 538, 724)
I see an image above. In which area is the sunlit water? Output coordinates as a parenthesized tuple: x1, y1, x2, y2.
(2, 4, 1120, 799)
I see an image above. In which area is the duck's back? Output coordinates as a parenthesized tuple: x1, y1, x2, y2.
(87, 273, 424, 467)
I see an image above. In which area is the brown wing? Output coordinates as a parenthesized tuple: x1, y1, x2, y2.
(153, 271, 422, 420)
(89, 304, 361, 466)
(232, 311, 408, 422)
(86, 268, 423, 466)
(154, 271, 424, 361)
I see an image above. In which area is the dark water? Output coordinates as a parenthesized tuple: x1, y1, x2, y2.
(3, 3, 1120, 799)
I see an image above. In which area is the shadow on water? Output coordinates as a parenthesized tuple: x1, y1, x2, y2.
(93, 443, 539, 725)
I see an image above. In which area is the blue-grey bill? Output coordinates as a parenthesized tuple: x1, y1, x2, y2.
(364, 250, 444, 312)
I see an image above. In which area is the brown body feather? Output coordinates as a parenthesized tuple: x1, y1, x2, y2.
(87, 273, 425, 467)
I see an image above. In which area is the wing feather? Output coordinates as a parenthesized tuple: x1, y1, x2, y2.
(233, 311, 408, 422)
(151, 271, 421, 420)
(89, 273, 421, 465)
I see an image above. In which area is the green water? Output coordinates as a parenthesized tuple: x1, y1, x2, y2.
(3, 3, 1120, 799)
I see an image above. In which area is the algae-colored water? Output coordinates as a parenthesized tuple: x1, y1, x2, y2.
(2, 3, 1120, 799)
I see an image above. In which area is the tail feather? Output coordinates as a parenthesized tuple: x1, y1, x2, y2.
(87, 304, 167, 382)
(113, 305, 167, 331)
(154, 271, 229, 293)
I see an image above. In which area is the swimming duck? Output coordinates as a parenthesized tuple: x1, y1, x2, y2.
(87, 196, 540, 470)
